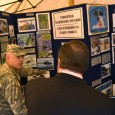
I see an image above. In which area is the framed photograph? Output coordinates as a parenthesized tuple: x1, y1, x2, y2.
(112, 47, 115, 64)
(112, 33, 115, 46)
(1, 42, 8, 52)
(1, 52, 6, 64)
(91, 55, 101, 66)
(52, 7, 84, 39)
(17, 33, 35, 47)
(112, 14, 115, 28)
(0, 19, 8, 35)
(87, 5, 109, 35)
(36, 33, 53, 58)
(100, 37, 110, 52)
(9, 37, 16, 44)
(36, 13, 50, 31)
(90, 35, 100, 56)
(0, 36, 8, 42)
(101, 63, 111, 79)
(23, 54, 37, 67)
(24, 47, 35, 54)
(27, 70, 50, 81)
(9, 25, 14, 37)
(102, 52, 110, 64)
(17, 17, 36, 32)
(95, 80, 112, 96)
(37, 57, 54, 70)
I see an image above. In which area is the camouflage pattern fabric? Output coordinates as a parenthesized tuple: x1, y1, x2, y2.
(0, 63, 28, 115)
(20, 67, 46, 78)
(0, 90, 14, 115)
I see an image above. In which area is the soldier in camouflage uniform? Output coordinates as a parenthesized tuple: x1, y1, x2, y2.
(0, 89, 13, 115)
(0, 44, 44, 115)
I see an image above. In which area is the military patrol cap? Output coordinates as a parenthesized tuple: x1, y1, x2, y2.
(6, 44, 26, 57)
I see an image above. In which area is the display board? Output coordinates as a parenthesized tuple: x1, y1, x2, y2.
(0, 4, 114, 96)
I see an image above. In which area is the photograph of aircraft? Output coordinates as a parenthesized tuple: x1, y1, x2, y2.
(17, 33, 35, 47)
(36, 33, 53, 58)
(37, 57, 54, 70)
(18, 17, 36, 32)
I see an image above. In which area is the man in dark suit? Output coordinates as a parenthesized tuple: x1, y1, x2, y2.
(25, 40, 115, 115)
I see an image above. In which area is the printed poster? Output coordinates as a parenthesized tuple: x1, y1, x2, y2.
(52, 7, 84, 39)
(87, 5, 109, 35)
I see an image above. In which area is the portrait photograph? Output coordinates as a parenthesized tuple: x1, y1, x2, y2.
(0, 18, 8, 35)
(90, 35, 100, 56)
(9, 25, 14, 37)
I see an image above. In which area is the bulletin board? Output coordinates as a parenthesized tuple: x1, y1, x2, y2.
(0, 4, 114, 96)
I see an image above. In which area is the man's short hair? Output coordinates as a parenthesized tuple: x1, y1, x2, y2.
(58, 40, 89, 74)
(6, 44, 26, 57)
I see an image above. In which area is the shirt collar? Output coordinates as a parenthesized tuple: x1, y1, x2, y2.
(58, 69, 83, 79)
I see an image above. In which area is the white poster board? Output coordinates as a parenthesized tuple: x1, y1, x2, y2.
(52, 7, 84, 39)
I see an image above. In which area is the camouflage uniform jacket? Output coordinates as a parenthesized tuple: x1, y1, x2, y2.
(0, 89, 14, 115)
(0, 63, 29, 115)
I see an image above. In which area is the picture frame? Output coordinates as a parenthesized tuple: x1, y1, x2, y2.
(95, 80, 112, 96)
(112, 13, 115, 28)
(17, 17, 36, 33)
(9, 25, 14, 37)
(17, 33, 35, 47)
(37, 57, 54, 70)
(112, 47, 115, 64)
(36, 33, 53, 58)
(24, 47, 35, 54)
(87, 5, 109, 35)
(90, 35, 100, 56)
(112, 33, 115, 46)
(0, 18, 8, 35)
(0, 36, 8, 42)
(1, 42, 8, 52)
(100, 37, 110, 52)
(36, 13, 51, 31)
(101, 63, 111, 79)
(23, 54, 37, 67)
(1, 52, 6, 64)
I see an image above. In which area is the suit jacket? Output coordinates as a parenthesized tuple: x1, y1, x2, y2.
(25, 73, 115, 115)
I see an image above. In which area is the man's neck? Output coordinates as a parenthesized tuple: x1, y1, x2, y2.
(58, 69, 83, 79)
